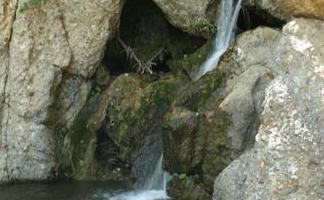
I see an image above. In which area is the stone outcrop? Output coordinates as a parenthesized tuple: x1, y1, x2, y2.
(0, 0, 124, 183)
(245, 0, 324, 21)
(213, 18, 324, 200)
(216, 26, 281, 153)
(153, 0, 219, 37)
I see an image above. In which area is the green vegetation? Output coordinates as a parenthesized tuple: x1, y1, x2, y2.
(188, 18, 217, 36)
(179, 173, 187, 179)
(89, 91, 101, 104)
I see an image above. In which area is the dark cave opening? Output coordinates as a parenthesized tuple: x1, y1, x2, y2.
(102, 0, 205, 76)
(237, 7, 285, 33)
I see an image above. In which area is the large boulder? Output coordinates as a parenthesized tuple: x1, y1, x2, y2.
(245, 0, 324, 21)
(70, 72, 181, 184)
(213, 18, 324, 200)
(102, 73, 179, 186)
(153, 0, 219, 37)
(0, 0, 124, 183)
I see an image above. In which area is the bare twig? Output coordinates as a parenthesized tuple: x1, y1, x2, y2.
(117, 34, 164, 74)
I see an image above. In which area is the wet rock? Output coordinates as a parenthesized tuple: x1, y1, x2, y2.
(213, 18, 324, 200)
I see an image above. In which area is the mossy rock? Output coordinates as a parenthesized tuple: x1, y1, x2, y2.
(199, 109, 231, 193)
(168, 41, 212, 79)
(167, 175, 211, 200)
(54, 89, 101, 179)
(163, 70, 227, 171)
(162, 48, 236, 196)
(103, 73, 180, 165)
(55, 84, 132, 182)
(163, 107, 200, 173)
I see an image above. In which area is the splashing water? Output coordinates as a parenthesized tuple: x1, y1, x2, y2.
(195, 0, 242, 80)
(109, 154, 171, 200)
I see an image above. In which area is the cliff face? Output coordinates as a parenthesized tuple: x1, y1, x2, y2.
(0, 0, 124, 183)
(0, 0, 323, 200)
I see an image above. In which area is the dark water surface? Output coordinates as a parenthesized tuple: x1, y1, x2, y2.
(0, 181, 128, 200)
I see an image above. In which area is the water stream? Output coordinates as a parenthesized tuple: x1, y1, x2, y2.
(195, 0, 242, 80)
(109, 154, 171, 200)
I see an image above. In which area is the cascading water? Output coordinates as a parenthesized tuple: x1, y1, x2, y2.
(195, 0, 242, 80)
(103, 1, 242, 199)
(143, 154, 170, 191)
(109, 154, 170, 200)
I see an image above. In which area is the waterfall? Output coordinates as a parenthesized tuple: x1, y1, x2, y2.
(144, 154, 171, 191)
(195, 0, 242, 80)
(110, 154, 170, 200)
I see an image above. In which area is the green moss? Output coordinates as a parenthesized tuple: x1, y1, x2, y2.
(199, 111, 231, 193)
(188, 18, 217, 36)
(102, 73, 180, 167)
(140, 75, 177, 110)
(68, 93, 102, 178)
(89, 91, 101, 104)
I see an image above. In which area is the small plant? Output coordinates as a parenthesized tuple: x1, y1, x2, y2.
(189, 18, 217, 35)
(179, 173, 187, 179)
(89, 91, 101, 104)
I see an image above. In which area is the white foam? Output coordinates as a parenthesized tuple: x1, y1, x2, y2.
(109, 190, 170, 200)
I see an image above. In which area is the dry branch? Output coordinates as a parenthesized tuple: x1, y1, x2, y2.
(117, 35, 164, 74)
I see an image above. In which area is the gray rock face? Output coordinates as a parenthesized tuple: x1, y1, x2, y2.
(59, 0, 125, 78)
(217, 27, 281, 152)
(153, 0, 219, 37)
(0, 0, 123, 183)
(0, 0, 70, 183)
(213, 18, 324, 200)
